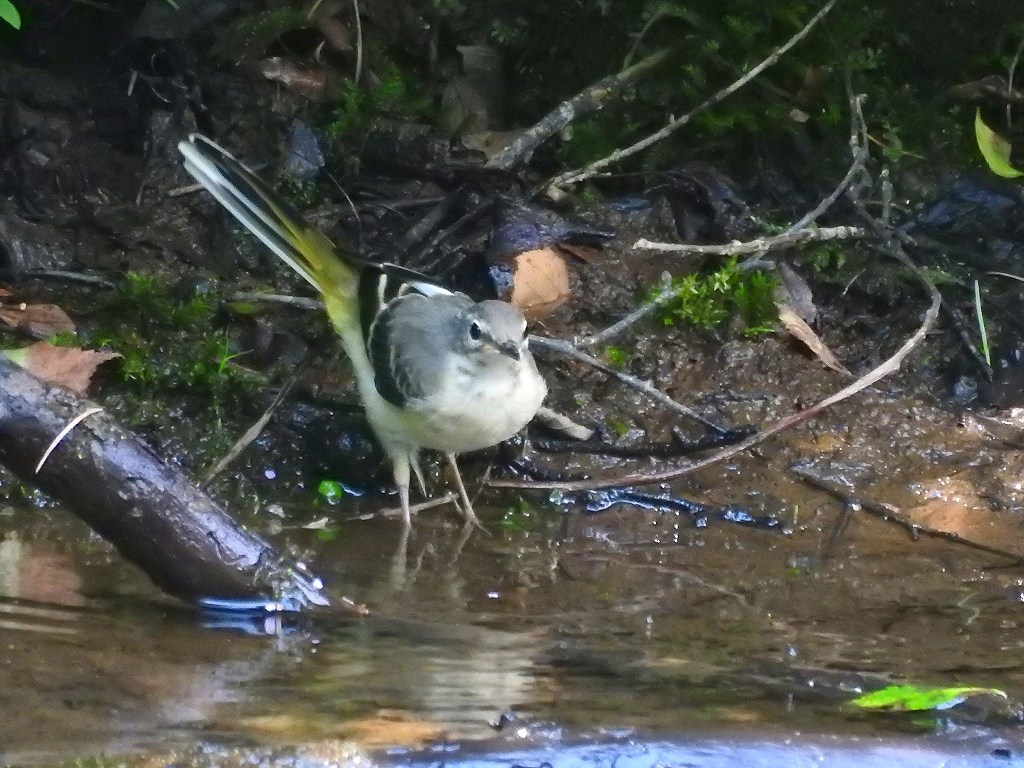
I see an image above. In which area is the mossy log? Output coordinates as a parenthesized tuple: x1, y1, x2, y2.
(0, 356, 355, 613)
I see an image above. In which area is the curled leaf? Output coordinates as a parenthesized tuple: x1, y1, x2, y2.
(974, 108, 1023, 179)
(505, 247, 572, 320)
(777, 303, 849, 375)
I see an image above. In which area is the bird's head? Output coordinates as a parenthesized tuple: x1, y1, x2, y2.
(456, 300, 529, 362)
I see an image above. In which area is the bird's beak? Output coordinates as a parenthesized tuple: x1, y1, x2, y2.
(496, 340, 521, 360)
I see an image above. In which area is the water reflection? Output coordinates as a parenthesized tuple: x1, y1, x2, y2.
(2, 499, 1024, 765)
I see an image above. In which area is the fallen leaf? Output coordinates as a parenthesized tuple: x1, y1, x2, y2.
(506, 247, 572, 320)
(850, 684, 1006, 712)
(259, 56, 331, 102)
(0, 302, 76, 338)
(777, 303, 850, 375)
(975, 108, 1024, 179)
(4, 342, 120, 394)
(775, 262, 817, 324)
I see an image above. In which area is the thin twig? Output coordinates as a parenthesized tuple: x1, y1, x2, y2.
(22, 270, 116, 288)
(486, 48, 672, 170)
(372, 492, 458, 520)
(167, 182, 203, 198)
(529, 335, 731, 432)
(35, 407, 103, 474)
(351, 0, 363, 86)
(791, 465, 1024, 565)
(229, 292, 323, 311)
(785, 147, 869, 232)
(634, 225, 866, 257)
(580, 272, 674, 348)
(203, 357, 313, 486)
(546, 0, 838, 189)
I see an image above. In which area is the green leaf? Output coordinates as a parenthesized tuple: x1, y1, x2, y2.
(0, 0, 20, 29)
(850, 684, 1006, 712)
(975, 109, 1024, 179)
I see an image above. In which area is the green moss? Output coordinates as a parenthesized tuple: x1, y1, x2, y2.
(326, 63, 430, 140)
(84, 274, 262, 425)
(604, 345, 629, 369)
(652, 258, 779, 336)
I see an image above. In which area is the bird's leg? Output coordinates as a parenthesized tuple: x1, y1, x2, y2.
(392, 456, 412, 529)
(446, 453, 484, 530)
(410, 451, 427, 496)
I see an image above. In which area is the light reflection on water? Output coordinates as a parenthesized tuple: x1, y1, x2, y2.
(394, 736, 1024, 768)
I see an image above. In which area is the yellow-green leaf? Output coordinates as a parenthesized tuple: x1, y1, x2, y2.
(975, 108, 1024, 179)
(850, 684, 1006, 712)
(0, 0, 20, 29)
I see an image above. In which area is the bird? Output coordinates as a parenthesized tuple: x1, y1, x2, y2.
(178, 134, 547, 528)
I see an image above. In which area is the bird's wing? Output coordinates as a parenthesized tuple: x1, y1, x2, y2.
(367, 290, 472, 408)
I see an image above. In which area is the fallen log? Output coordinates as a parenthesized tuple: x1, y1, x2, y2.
(0, 356, 359, 613)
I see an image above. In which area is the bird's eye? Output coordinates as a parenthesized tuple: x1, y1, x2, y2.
(469, 321, 482, 340)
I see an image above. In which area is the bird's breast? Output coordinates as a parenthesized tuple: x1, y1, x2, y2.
(407, 353, 547, 454)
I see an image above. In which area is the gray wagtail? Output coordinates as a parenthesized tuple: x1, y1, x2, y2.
(179, 135, 547, 527)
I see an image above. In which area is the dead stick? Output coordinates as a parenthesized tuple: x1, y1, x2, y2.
(529, 335, 728, 432)
(791, 465, 1024, 564)
(486, 48, 672, 170)
(634, 226, 866, 256)
(786, 146, 870, 232)
(547, 0, 838, 188)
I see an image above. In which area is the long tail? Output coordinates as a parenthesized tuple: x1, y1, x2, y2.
(178, 134, 358, 318)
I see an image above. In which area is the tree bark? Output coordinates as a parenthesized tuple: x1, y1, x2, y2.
(0, 356, 359, 613)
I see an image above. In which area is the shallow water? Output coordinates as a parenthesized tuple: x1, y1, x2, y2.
(3, 429, 1024, 768)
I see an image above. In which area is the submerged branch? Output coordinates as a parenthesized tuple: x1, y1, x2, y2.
(791, 465, 1024, 565)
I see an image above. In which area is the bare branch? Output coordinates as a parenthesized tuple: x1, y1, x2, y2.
(547, 0, 839, 189)
(634, 225, 866, 257)
(529, 334, 730, 432)
(486, 48, 672, 170)
(792, 465, 1024, 565)
(785, 146, 869, 232)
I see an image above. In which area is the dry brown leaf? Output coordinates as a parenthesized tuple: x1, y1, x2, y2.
(6, 342, 119, 394)
(0, 287, 11, 298)
(777, 303, 850, 376)
(259, 57, 331, 101)
(0, 302, 76, 338)
(508, 246, 571, 320)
